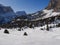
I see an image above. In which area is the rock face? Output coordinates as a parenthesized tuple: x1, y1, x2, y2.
(0, 4, 14, 14)
(0, 4, 16, 24)
(46, 0, 60, 12)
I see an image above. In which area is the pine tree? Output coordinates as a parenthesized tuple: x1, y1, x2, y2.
(46, 19, 49, 31)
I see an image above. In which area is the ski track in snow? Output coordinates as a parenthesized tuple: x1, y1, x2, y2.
(0, 27, 60, 45)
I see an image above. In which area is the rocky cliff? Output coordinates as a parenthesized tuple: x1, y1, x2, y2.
(0, 4, 14, 14)
(46, 0, 60, 12)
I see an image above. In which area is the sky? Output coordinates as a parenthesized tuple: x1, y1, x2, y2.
(0, 0, 50, 14)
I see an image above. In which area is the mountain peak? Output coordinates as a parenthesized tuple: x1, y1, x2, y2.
(0, 4, 14, 14)
(46, 0, 60, 12)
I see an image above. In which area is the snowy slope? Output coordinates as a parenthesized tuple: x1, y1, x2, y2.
(0, 27, 60, 45)
(30, 9, 60, 21)
(42, 9, 60, 19)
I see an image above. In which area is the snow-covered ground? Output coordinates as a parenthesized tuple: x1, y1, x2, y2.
(0, 27, 60, 45)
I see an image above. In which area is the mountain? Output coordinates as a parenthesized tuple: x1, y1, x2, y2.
(46, 0, 60, 12)
(15, 0, 60, 27)
(0, 4, 14, 14)
(1, 0, 60, 27)
(27, 0, 60, 21)
(16, 11, 27, 16)
(0, 4, 28, 25)
(0, 4, 16, 24)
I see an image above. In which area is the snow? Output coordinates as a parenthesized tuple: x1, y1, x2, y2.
(42, 12, 60, 19)
(16, 19, 21, 21)
(43, 9, 53, 13)
(0, 27, 60, 45)
(42, 9, 60, 19)
(30, 9, 60, 21)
